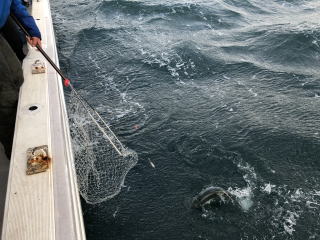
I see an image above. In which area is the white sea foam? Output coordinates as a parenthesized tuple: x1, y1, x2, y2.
(283, 211, 299, 235)
(112, 207, 119, 218)
(228, 154, 258, 212)
(248, 88, 258, 97)
(229, 152, 319, 236)
(313, 190, 320, 196)
(306, 201, 320, 209)
(261, 183, 276, 194)
(266, 186, 320, 236)
(229, 186, 254, 212)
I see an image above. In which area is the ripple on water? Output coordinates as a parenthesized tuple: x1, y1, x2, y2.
(51, 0, 320, 239)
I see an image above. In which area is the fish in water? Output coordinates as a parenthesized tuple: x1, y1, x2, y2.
(191, 186, 234, 209)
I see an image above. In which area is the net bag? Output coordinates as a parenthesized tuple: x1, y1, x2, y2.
(67, 87, 138, 204)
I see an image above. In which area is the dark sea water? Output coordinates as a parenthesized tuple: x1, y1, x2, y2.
(51, 0, 320, 239)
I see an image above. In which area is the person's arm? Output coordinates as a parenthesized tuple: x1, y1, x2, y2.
(10, 0, 41, 46)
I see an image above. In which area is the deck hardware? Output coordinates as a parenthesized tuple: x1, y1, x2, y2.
(29, 105, 38, 111)
(31, 60, 46, 74)
(26, 145, 51, 175)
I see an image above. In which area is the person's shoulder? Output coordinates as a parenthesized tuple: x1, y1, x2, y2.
(11, 0, 26, 10)
(10, 0, 30, 17)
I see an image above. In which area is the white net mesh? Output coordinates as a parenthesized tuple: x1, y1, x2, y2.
(67, 87, 138, 204)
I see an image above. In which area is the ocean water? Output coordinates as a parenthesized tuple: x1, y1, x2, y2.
(51, 0, 320, 239)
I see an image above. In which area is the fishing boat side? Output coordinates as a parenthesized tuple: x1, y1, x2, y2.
(1, 0, 86, 239)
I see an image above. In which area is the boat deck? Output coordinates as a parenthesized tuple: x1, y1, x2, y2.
(0, 144, 9, 237)
(1, 0, 86, 239)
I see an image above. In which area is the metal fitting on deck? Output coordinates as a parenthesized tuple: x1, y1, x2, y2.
(31, 60, 45, 74)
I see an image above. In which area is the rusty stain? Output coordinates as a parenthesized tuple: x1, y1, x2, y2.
(31, 60, 45, 74)
(26, 145, 51, 175)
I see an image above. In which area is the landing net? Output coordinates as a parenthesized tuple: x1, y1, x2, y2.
(67, 85, 138, 204)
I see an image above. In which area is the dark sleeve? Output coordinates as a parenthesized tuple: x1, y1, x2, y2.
(10, 0, 41, 39)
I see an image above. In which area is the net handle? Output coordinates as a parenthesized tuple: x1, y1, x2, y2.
(12, 13, 125, 156)
(11, 14, 71, 87)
